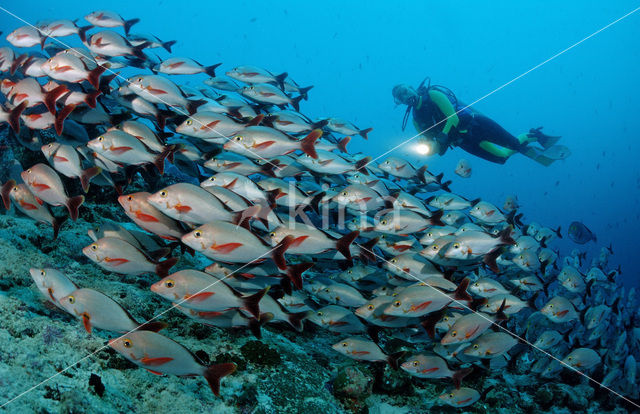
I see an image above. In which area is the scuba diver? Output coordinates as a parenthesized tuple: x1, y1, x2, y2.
(392, 78, 565, 165)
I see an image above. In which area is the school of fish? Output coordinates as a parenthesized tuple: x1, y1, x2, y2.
(1, 10, 639, 409)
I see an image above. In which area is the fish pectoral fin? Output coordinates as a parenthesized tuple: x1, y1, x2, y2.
(82, 313, 92, 334)
(109, 146, 134, 154)
(253, 140, 276, 150)
(140, 357, 174, 366)
(145, 369, 165, 376)
(186, 291, 214, 302)
(210, 242, 243, 254)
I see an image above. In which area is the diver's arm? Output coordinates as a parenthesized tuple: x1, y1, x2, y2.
(428, 89, 459, 135)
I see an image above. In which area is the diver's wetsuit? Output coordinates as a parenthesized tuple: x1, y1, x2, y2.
(411, 87, 527, 164)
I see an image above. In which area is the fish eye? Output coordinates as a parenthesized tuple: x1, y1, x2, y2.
(27, 169, 31, 173)
(473, 344, 479, 349)
(186, 120, 193, 126)
(381, 220, 387, 225)
(449, 393, 454, 398)
(269, 232, 275, 238)
(90, 244, 97, 251)
(164, 279, 175, 288)
(412, 360, 419, 367)
(160, 191, 167, 197)
(348, 270, 352, 274)
(98, 136, 103, 141)
(549, 304, 553, 308)
(40, 270, 46, 276)
(473, 283, 478, 287)
(316, 311, 323, 316)
(453, 243, 460, 249)
(367, 304, 374, 310)
(68, 296, 75, 304)
(432, 245, 438, 250)
(127, 195, 133, 201)
(385, 161, 390, 164)
(393, 300, 401, 307)
(427, 232, 432, 237)
(235, 135, 243, 142)
(194, 231, 202, 238)
(451, 331, 457, 337)
(341, 191, 348, 196)
(341, 342, 348, 347)
(123, 339, 133, 348)
(568, 356, 572, 360)
(137, 77, 142, 82)
(12, 186, 18, 191)
(390, 259, 396, 263)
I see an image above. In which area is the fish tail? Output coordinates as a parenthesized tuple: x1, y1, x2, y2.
(154, 145, 175, 175)
(87, 65, 107, 89)
(387, 351, 406, 370)
(483, 249, 501, 274)
(337, 136, 350, 153)
(131, 41, 151, 60)
(1, 179, 15, 210)
(287, 311, 309, 332)
(8, 101, 27, 133)
(249, 312, 274, 339)
(498, 228, 516, 245)
(300, 129, 321, 159)
(452, 367, 473, 389)
(186, 99, 207, 115)
(420, 309, 445, 339)
(124, 18, 140, 35)
(429, 209, 445, 227)
(203, 362, 237, 397)
(336, 230, 359, 263)
(155, 256, 178, 278)
(78, 25, 93, 43)
(52, 216, 67, 240)
(358, 237, 379, 263)
(66, 195, 84, 221)
(272, 235, 294, 270)
(54, 104, 76, 136)
(80, 166, 102, 193)
(204, 62, 222, 77)
(287, 262, 313, 290)
(453, 277, 472, 302)
(137, 321, 168, 332)
(243, 287, 269, 319)
(298, 85, 314, 101)
(274, 72, 288, 90)
(85, 89, 102, 108)
(43, 84, 69, 115)
(290, 94, 304, 112)
(358, 127, 373, 140)
(162, 40, 177, 53)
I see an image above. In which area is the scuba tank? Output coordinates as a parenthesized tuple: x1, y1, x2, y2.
(401, 76, 459, 131)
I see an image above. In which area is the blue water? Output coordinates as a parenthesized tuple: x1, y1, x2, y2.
(3, 0, 639, 287)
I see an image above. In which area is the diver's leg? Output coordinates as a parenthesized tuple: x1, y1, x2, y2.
(457, 140, 510, 164)
(472, 114, 525, 151)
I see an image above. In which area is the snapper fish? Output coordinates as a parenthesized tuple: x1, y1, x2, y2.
(86, 30, 150, 59)
(83, 237, 177, 277)
(226, 65, 288, 87)
(332, 337, 403, 368)
(568, 221, 597, 244)
(401, 354, 472, 388)
(28, 268, 78, 310)
(59, 288, 166, 333)
(155, 57, 221, 76)
(84, 10, 140, 34)
(147, 183, 234, 225)
(1, 180, 62, 238)
(7, 26, 44, 48)
(108, 330, 236, 396)
(463, 332, 518, 358)
(151, 269, 268, 318)
(540, 296, 579, 323)
(240, 83, 304, 111)
(454, 158, 471, 178)
(323, 117, 373, 140)
(118, 192, 185, 240)
(223, 126, 321, 160)
(21, 163, 84, 220)
(41, 142, 101, 193)
(562, 348, 601, 370)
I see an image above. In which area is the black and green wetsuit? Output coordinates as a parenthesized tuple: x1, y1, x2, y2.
(411, 87, 534, 164)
